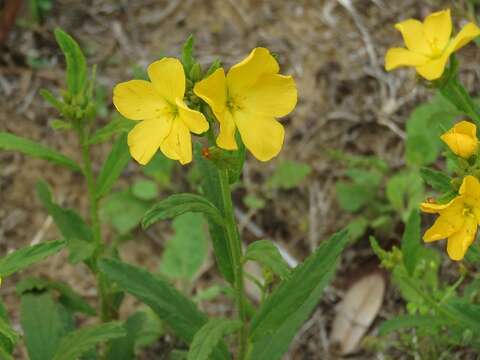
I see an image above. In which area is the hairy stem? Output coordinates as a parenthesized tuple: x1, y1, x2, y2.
(218, 168, 248, 359)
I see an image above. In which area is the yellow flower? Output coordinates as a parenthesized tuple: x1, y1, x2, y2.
(421, 175, 480, 260)
(385, 9, 480, 80)
(113, 58, 209, 165)
(193, 48, 297, 161)
(440, 120, 478, 158)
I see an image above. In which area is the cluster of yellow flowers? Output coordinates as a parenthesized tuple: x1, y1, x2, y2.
(113, 48, 297, 165)
(421, 121, 480, 261)
(385, 9, 480, 260)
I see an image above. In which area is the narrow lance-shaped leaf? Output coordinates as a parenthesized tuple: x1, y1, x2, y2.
(378, 314, 449, 336)
(54, 28, 87, 96)
(98, 258, 230, 360)
(420, 167, 452, 193)
(36, 181, 95, 263)
(195, 146, 234, 284)
(96, 133, 131, 198)
(187, 318, 241, 360)
(244, 240, 290, 280)
(52, 322, 126, 360)
(248, 230, 349, 360)
(402, 210, 421, 276)
(142, 193, 224, 229)
(0, 132, 81, 172)
(89, 116, 134, 145)
(0, 240, 65, 277)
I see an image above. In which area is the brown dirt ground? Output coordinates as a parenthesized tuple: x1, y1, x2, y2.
(1, 0, 479, 359)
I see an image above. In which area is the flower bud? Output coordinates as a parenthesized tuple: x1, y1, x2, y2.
(441, 121, 478, 159)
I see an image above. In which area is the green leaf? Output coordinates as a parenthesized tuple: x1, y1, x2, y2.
(335, 168, 382, 212)
(187, 318, 241, 360)
(16, 277, 95, 316)
(36, 181, 95, 263)
(52, 322, 126, 360)
(142, 152, 175, 187)
(439, 77, 480, 126)
(160, 213, 208, 281)
(406, 95, 460, 166)
(401, 210, 421, 276)
(96, 133, 131, 198)
(181, 35, 195, 76)
(445, 301, 480, 334)
(0, 346, 13, 360)
(0, 318, 19, 353)
(107, 312, 146, 360)
(346, 217, 368, 242)
(266, 160, 311, 190)
(420, 167, 452, 193)
(142, 193, 224, 229)
(39, 89, 64, 112)
(21, 291, 74, 360)
(100, 190, 150, 235)
(0, 132, 81, 171)
(195, 146, 234, 284)
(132, 180, 158, 201)
(88, 116, 134, 145)
(98, 258, 230, 359)
(54, 28, 87, 96)
(386, 171, 424, 220)
(378, 314, 449, 336)
(244, 240, 290, 280)
(0, 240, 65, 277)
(248, 230, 349, 360)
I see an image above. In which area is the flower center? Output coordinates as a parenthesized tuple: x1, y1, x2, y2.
(429, 37, 446, 58)
(226, 91, 244, 113)
(463, 204, 474, 217)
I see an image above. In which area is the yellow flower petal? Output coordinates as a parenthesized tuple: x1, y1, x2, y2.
(216, 111, 238, 150)
(420, 198, 456, 214)
(234, 110, 284, 161)
(394, 19, 431, 55)
(441, 121, 478, 158)
(415, 52, 450, 80)
(160, 120, 192, 165)
(459, 175, 480, 199)
(147, 58, 185, 103)
(128, 117, 172, 165)
(175, 98, 209, 134)
(193, 68, 227, 115)
(227, 47, 280, 95)
(113, 80, 165, 120)
(385, 47, 429, 71)
(447, 215, 477, 260)
(243, 74, 297, 117)
(448, 22, 480, 53)
(423, 9, 452, 53)
(423, 211, 464, 242)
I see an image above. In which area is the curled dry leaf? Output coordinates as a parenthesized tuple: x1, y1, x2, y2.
(330, 272, 385, 355)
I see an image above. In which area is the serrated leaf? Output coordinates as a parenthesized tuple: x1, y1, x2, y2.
(54, 28, 87, 95)
(52, 322, 126, 360)
(266, 160, 311, 190)
(244, 240, 290, 280)
(248, 230, 349, 360)
(132, 180, 158, 201)
(0, 132, 81, 171)
(16, 277, 95, 316)
(88, 116, 134, 145)
(420, 167, 452, 193)
(195, 146, 234, 284)
(96, 133, 130, 198)
(100, 190, 150, 235)
(187, 318, 241, 360)
(160, 213, 208, 281)
(21, 291, 74, 360)
(0, 240, 65, 277)
(378, 314, 449, 336)
(401, 210, 421, 276)
(36, 181, 95, 263)
(98, 258, 230, 359)
(142, 193, 224, 229)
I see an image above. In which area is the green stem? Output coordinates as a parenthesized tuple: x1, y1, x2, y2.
(218, 168, 248, 359)
(79, 126, 113, 323)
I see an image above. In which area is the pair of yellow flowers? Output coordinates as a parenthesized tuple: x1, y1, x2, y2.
(113, 48, 297, 165)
